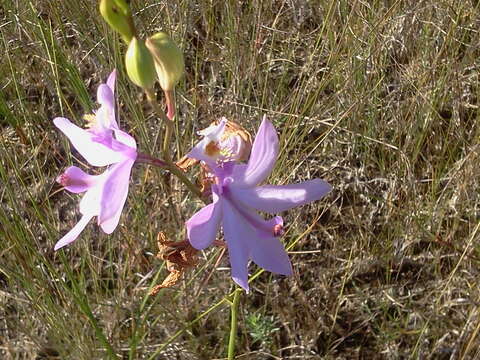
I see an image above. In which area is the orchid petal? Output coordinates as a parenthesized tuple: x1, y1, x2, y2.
(79, 180, 104, 216)
(222, 199, 251, 291)
(54, 117, 123, 166)
(97, 84, 115, 115)
(106, 70, 116, 94)
(246, 213, 292, 276)
(98, 159, 135, 234)
(186, 192, 222, 250)
(188, 119, 228, 165)
(113, 129, 137, 151)
(228, 204, 292, 276)
(230, 179, 332, 213)
(54, 214, 93, 250)
(232, 116, 278, 187)
(57, 166, 101, 193)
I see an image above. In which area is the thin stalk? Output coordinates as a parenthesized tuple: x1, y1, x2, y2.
(145, 88, 174, 162)
(136, 152, 168, 168)
(227, 288, 242, 360)
(144, 88, 204, 202)
(166, 162, 204, 201)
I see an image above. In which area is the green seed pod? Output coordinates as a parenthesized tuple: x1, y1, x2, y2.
(99, 0, 134, 44)
(125, 37, 156, 89)
(145, 32, 184, 91)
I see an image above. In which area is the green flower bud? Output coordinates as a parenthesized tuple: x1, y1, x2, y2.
(125, 37, 156, 89)
(145, 32, 184, 91)
(99, 0, 134, 44)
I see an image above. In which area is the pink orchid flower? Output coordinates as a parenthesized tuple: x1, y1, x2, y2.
(186, 116, 332, 291)
(53, 70, 137, 250)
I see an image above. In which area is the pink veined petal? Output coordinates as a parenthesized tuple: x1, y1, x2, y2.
(186, 192, 223, 250)
(232, 116, 279, 187)
(230, 178, 332, 213)
(222, 199, 251, 291)
(57, 166, 102, 193)
(54, 214, 94, 250)
(98, 159, 135, 234)
(53, 117, 123, 166)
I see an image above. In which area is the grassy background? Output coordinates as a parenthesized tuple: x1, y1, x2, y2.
(1, 0, 480, 358)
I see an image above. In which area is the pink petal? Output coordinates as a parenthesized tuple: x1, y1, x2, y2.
(106, 70, 116, 94)
(230, 179, 332, 213)
(187, 119, 227, 165)
(57, 166, 101, 193)
(113, 129, 137, 152)
(53, 117, 123, 166)
(54, 214, 93, 250)
(233, 203, 292, 276)
(222, 200, 251, 291)
(186, 192, 223, 250)
(97, 84, 115, 117)
(79, 179, 105, 216)
(98, 159, 135, 234)
(232, 116, 279, 187)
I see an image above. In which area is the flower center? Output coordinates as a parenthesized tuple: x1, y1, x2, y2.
(205, 140, 221, 157)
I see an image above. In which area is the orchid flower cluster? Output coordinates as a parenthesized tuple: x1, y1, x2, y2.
(53, 0, 332, 292)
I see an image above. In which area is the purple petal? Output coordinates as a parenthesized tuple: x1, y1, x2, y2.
(230, 179, 332, 213)
(186, 192, 223, 250)
(97, 84, 115, 115)
(250, 234, 292, 276)
(113, 129, 137, 152)
(106, 70, 116, 94)
(54, 214, 93, 250)
(222, 200, 251, 291)
(94, 101, 118, 131)
(98, 159, 135, 234)
(248, 214, 292, 276)
(231, 203, 292, 276)
(232, 116, 279, 187)
(57, 166, 101, 193)
(53, 117, 123, 166)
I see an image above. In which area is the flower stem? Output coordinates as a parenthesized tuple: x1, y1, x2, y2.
(143, 90, 205, 202)
(136, 152, 168, 168)
(227, 288, 242, 360)
(145, 88, 174, 162)
(166, 162, 205, 201)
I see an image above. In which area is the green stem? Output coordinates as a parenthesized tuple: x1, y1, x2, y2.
(227, 288, 242, 360)
(145, 88, 173, 162)
(144, 89, 205, 202)
(166, 162, 205, 201)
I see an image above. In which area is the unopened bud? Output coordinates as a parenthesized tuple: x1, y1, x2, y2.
(125, 37, 156, 89)
(99, 0, 134, 44)
(145, 32, 184, 91)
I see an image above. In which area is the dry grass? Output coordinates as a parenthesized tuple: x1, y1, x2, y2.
(1, 0, 480, 359)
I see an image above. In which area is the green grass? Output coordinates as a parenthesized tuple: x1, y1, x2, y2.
(1, 0, 480, 358)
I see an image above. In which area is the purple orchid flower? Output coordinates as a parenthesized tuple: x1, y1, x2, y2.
(186, 116, 331, 291)
(53, 70, 137, 250)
